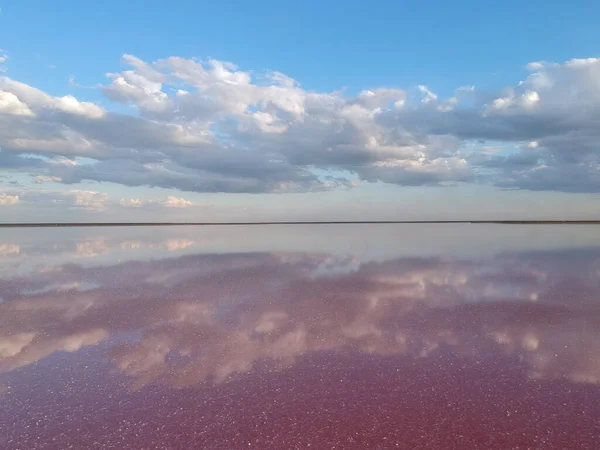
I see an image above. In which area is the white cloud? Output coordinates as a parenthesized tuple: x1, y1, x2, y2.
(522, 90, 540, 108)
(54, 94, 105, 118)
(0, 77, 105, 118)
(5, 189, 109, 211)
(67, 190, 108, 211)
(120, 197, 146, 208)
(418, 84, 438, 103)
(0, 194, 19, 205)
(163, 196, 193, 208)
(1, 54, 600, 195)
(526, 61, 546, 71)
(120, 196, 193, 208)
(104, 54, 170, 112)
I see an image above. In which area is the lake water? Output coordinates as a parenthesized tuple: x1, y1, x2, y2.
(1, 224, 600, 449)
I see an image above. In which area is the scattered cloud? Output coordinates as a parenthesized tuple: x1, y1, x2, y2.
(0, 77, 105, 119)
(1, 55, 600, 193)
(119, 197, 145, 208)
(119, 195, 193, 208)
(1, 188, 108, 211)
(163, 195, 192, 207)
(0, 91, 34, 116)
(1, 186, 198, 214)
(0, 193, 19, 205)
(71, 190, 108, 211)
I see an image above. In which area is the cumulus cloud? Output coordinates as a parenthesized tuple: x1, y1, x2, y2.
(120, 195, 193, 208)
(0, 193, 19, 205)
(1, 54, 600, 193)
(4, 188, 199, 213)
(0, 91, 34, 116)
(119, 197, 146, 208)
(1, 188, 108, 211)
(71, 190, 109, 210)
(163, 195, 192, 207)
(0, 77, 105, 118)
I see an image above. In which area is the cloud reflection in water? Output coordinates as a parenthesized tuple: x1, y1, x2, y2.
(1, 244, 599, 389)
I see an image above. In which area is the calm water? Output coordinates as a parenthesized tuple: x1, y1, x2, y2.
(1, 224, 600, 449)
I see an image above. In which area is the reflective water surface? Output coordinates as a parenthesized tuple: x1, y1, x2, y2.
(1, 224, 600, 449)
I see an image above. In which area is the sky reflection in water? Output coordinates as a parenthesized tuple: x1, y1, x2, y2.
(1, 225, 600, 449)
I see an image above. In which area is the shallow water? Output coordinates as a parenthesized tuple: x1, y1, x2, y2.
(1, 224, 600, 449)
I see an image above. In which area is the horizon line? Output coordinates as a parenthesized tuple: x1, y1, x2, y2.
(1, 220, 600, 228)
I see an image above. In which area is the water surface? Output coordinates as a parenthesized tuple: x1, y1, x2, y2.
(1, 224, 600, 449)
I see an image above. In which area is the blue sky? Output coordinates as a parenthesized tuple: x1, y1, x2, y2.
(1, 1, 600, 221)
(4, 0, 599, 94)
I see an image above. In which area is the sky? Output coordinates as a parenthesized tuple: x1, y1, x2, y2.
(1, 0, 600, 222)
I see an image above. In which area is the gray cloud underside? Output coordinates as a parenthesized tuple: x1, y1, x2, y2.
(1, 56, 600, 193)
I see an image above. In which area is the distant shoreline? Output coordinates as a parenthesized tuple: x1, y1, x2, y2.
(1, 221, 600, 228)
